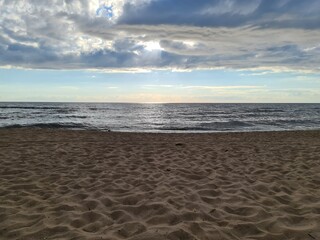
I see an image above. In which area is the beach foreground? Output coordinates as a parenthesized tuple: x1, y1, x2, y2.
(0, 129, 320, 240)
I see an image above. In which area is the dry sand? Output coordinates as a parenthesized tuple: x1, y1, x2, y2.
(0, 129, 320, 240)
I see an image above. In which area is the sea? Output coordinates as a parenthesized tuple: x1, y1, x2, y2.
(0, 102, 319, 132)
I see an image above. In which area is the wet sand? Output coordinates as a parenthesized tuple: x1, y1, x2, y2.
(0, 129, 320, 240)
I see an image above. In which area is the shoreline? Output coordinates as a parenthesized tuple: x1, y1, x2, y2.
(2, 126, 320, 134)
(1, 129, 320, 239)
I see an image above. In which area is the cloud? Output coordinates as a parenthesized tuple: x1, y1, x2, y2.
(119, 0, 320, 29)
(142, 85, 176, 88)
(0, 0, 320, 72)
(182, 85, 265, 90)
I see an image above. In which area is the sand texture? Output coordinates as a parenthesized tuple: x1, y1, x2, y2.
(0, 129, 320, 240)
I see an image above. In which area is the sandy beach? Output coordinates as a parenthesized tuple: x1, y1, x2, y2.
(0, 129, 320, 240)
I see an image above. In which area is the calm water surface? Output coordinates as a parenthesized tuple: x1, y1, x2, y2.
(0, 103, 319, 132)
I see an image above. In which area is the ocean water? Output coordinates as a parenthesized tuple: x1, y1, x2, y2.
(0, 102, 319, 132)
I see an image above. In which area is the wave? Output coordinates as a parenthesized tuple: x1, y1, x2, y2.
(2, 123, 97, 130)
(58, 115, 88, 119)
(156, 127, 212, 131)
(0, 106, 62, 110)
(157, 121, 254, 131)
(275, 119, 319, 125)
(0, 103, 319, 133)
(55, 109, 76, 114)
(199, 121, 253, 128)
(0, 106, 77, 113)
(245, 109, 286, 113)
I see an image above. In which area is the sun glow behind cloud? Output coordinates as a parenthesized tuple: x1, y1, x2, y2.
(1, 0, 320, 72)
(144, 41, 163, 51)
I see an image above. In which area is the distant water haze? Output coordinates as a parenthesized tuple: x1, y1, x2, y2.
(0, 103, 320, 132)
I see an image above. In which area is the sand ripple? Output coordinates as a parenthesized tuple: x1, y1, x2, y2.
(0, 129, 320, 239)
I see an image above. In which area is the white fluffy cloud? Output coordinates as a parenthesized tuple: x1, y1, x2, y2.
(1, 0, 320, 72)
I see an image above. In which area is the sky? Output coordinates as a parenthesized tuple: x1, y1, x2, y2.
(0, 0, 320, 103)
